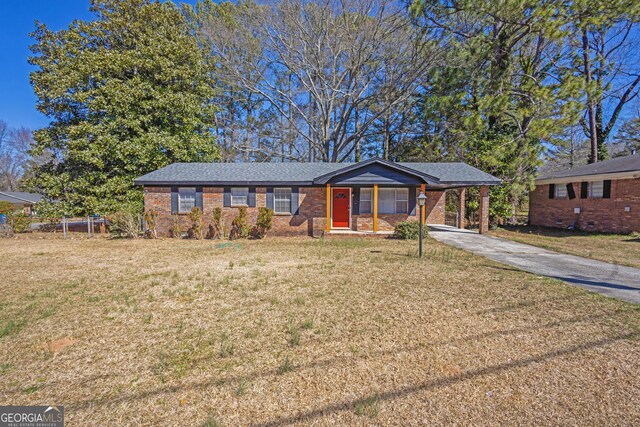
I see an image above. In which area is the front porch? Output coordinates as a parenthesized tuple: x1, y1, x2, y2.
(322, 183, 491, 236)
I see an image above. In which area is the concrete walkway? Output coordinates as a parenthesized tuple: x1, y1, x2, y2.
(429, 225, 640, 304)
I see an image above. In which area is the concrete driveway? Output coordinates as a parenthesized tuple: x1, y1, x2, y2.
(429, 225, 640, 304)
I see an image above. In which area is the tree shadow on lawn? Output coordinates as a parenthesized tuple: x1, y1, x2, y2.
(64, 312, 618, 413)
(253, 331, 637, 427)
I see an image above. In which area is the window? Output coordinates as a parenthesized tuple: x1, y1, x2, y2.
(178, 187, 196, 213)
(274, 188, 292, 214)
(395, 188, 409, 214)
(360, 188, 372, 214)
(555, 184, 567, 199)
(379, 188, 409, 214)
(589, 181, 604, 198)
(359, 187, 410, 214)
(231, 187, 249, 206)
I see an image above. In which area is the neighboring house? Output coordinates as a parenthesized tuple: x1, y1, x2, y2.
(134, 158, 500, 237)
(0, 191, 44, 215)
(530, 154, 640, 233)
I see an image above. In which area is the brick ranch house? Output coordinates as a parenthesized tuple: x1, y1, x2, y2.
(134, 158, 500, 237)
(530, 154, 640, 233)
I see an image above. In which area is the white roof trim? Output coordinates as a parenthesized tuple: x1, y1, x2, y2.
(0, 191, 38, 204)
(535, 170, 640, 185)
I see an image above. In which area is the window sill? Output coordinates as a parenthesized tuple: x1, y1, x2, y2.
(273, 212, 292, 216)
(230, 204, 249, 208)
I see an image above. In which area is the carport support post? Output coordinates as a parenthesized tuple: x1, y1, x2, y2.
(325, 183, 331, 233)
(479, 186, 489, 234)
(373, 184, 379, 233)
(458, 188, 466, 229)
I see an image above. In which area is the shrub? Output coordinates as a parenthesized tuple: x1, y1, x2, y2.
(170, 215, 182, 238)
(9, 211, 31, 233)
(144, 209, 158, 239)
(252, 207, 273, 239)
(208, 207, 223, 239)
(109, 210, 141, 238)
(188, 207, 204, 239)
(393, 220, 428, 240)
(229, 207, 250, 240)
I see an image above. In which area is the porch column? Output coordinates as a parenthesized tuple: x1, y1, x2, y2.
(420, 184, 426, 224)
(373, 184, 379, 233)
(325, 183, 331, 233)
(458, 188, 466, 229)
(479, 185, 489, 234)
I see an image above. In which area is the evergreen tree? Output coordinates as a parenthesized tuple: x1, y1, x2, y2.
(29, 0, 219, 214)
(406, 0, 581, 221)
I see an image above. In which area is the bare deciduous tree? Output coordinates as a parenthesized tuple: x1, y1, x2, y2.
(0, 121, 34, 191)
(193, 0, 440, 162)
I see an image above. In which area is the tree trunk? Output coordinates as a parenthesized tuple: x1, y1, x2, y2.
(582, 27, 598, 163)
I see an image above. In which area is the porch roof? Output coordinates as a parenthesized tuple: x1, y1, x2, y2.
(134, 158, 500, 188)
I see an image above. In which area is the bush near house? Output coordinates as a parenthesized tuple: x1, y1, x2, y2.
(188, 207, 204, 240)
(207, 207, 223, 239)
(393, 220, 428, 240)
(144, 209, 158, 239)
(170, 215, 182, 239)
(229, 207, 251, 240)
(109, 210, 141, 239)
(252, 207, 274, 239)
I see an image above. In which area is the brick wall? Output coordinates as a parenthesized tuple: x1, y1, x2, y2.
(144, 185, 447, 237)
(529, 178, 640, 233)
(144, 186, 328, 237)
(425, 190, 446, 225)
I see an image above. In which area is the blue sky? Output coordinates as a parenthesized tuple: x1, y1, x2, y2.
(0, 0, 197, 131)
(0, 1, 93, 130)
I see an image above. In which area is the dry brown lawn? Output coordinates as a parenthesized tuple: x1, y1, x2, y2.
(490, 226, 640, 268)
(0, 234, 639, 426)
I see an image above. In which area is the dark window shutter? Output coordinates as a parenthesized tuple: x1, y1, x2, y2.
(352, 187, 360, 215)
(223, 187, 231, 207)
(548, 184, 555, 199)
(195, 187, 203, 209)
(290, 187, 299, 214)
(266, 188, 274, 210)
(581, 182, 588, 198)
(248, 187, 256, 207)
(409, 186, 417, 215)
(603, 180, 611, 198)
(171, 187, 179, 214)
(567, 183, 576, 200)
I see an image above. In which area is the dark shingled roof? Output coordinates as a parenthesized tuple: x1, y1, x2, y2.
(134, 159, 500, 187)
(537, 154, 640, 180)
(0, 191, 44, 204)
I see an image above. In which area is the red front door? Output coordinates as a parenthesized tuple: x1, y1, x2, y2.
(332, 188, 350, 228)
